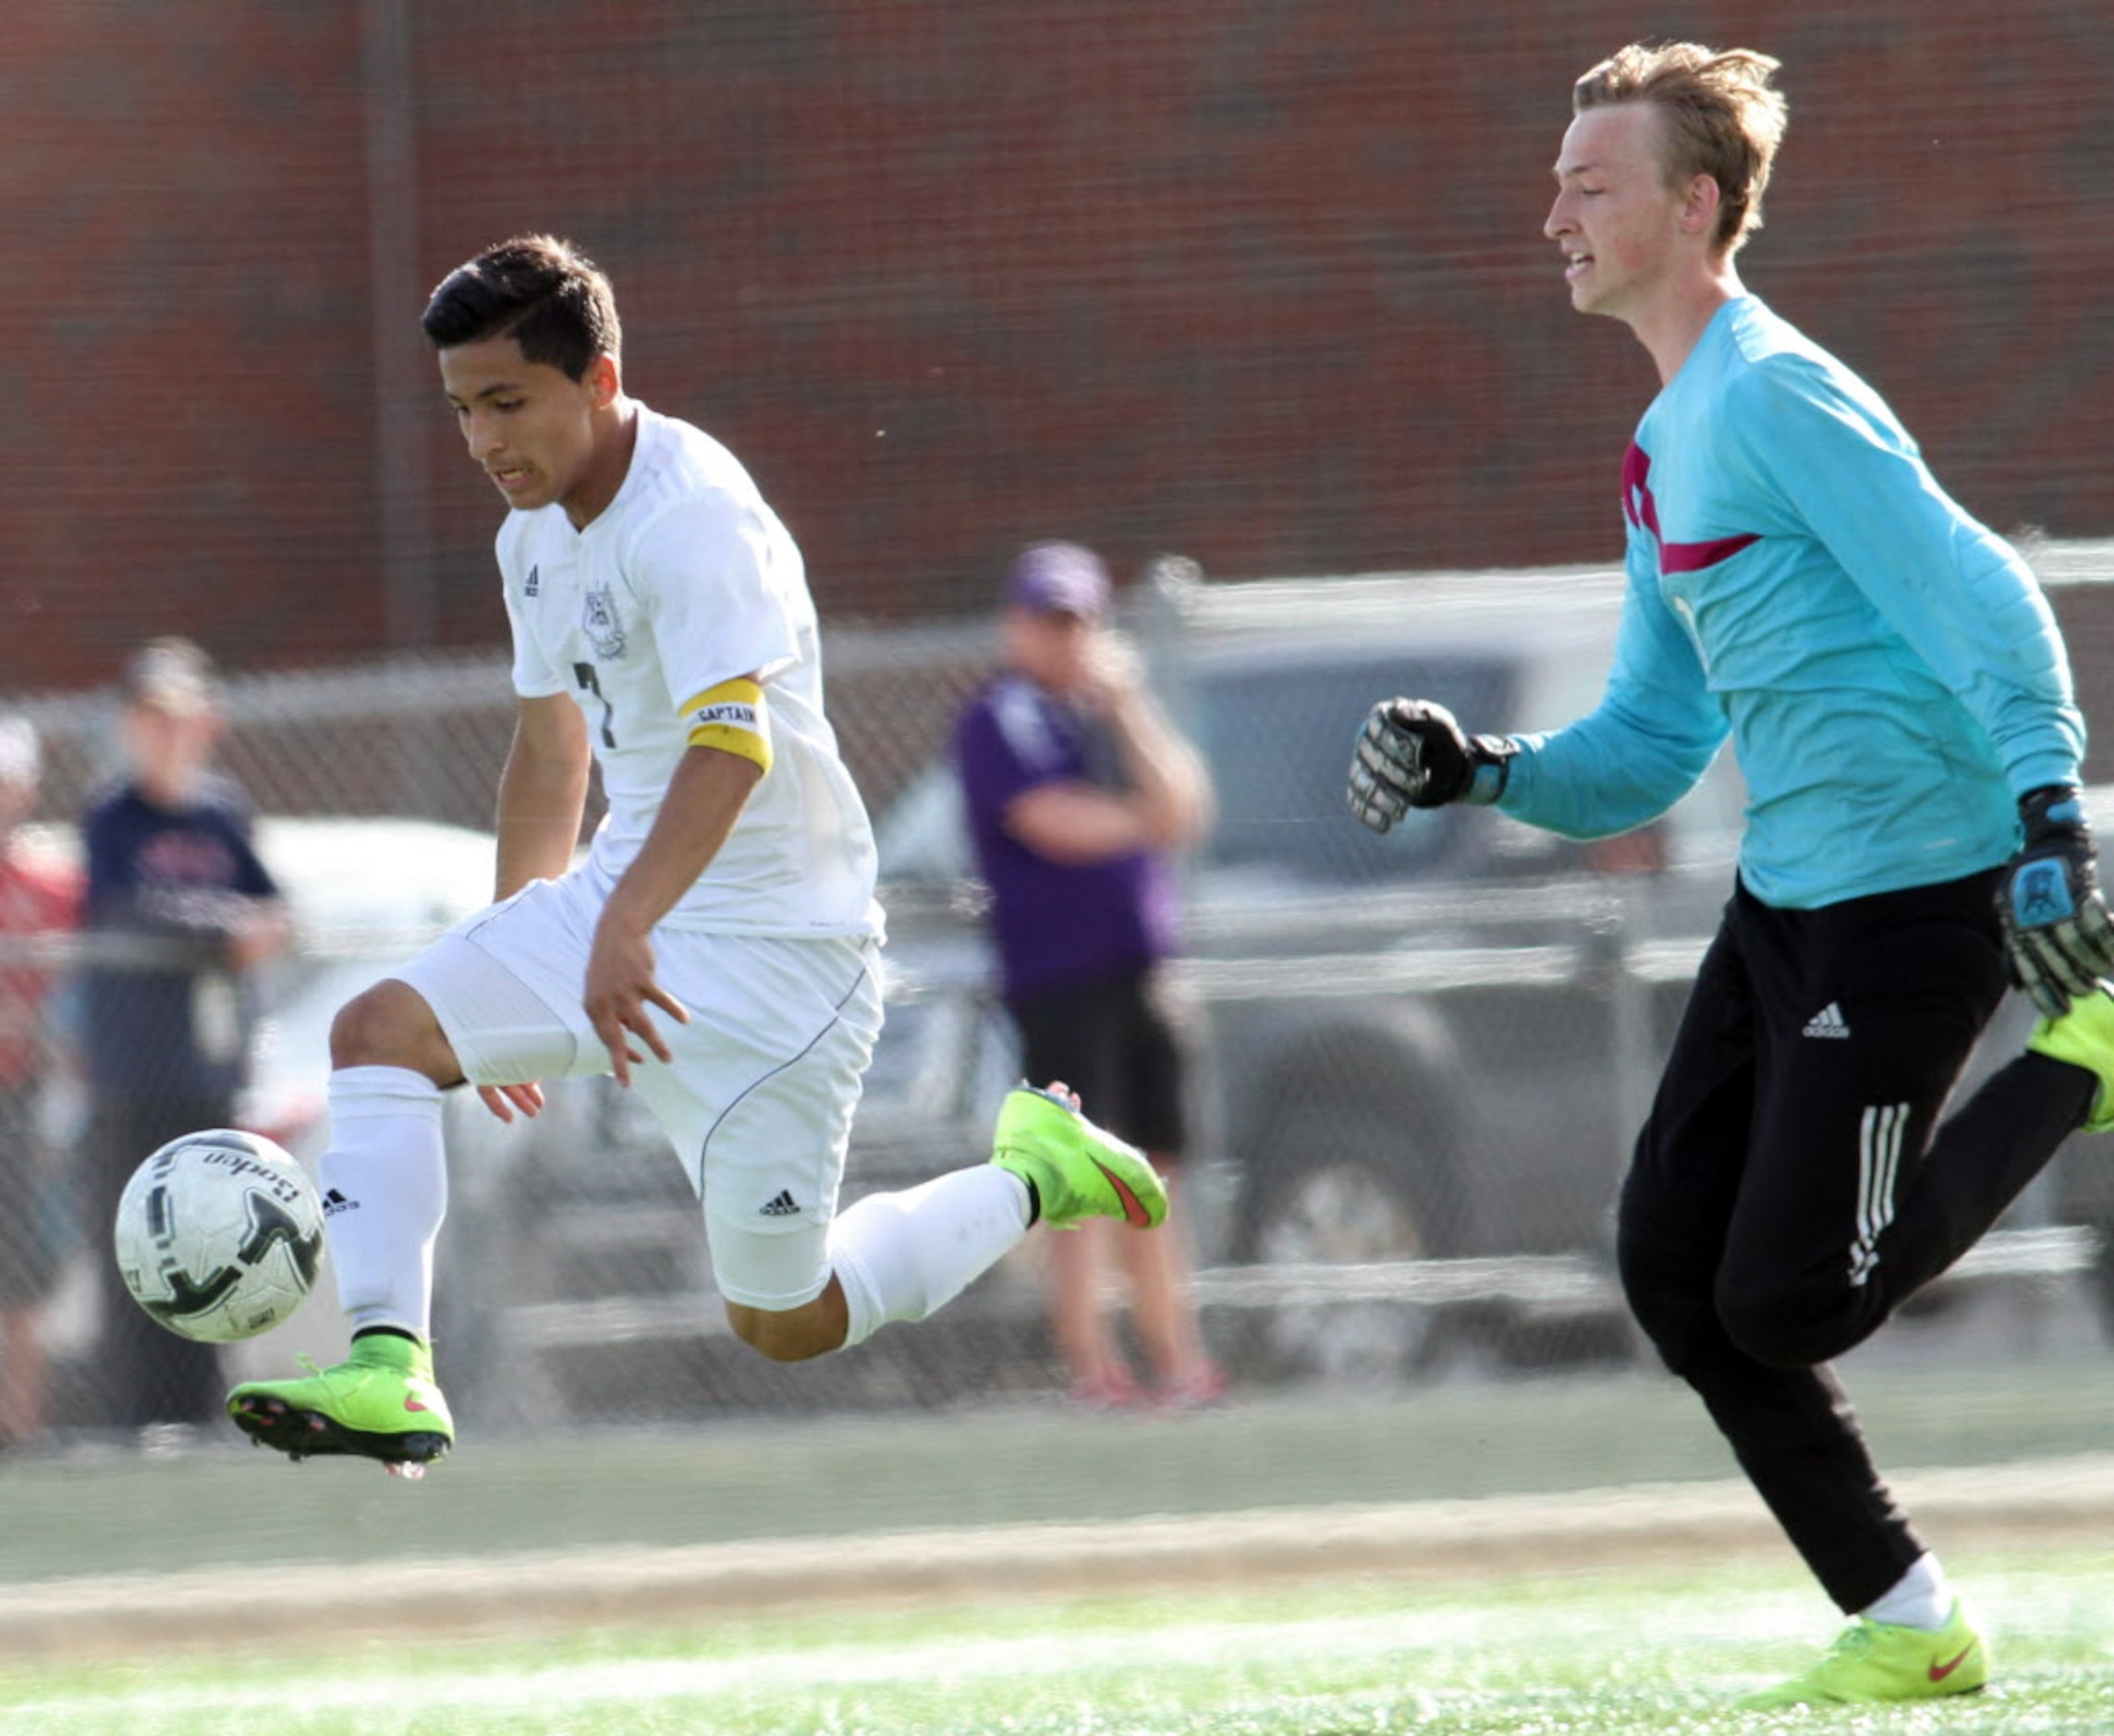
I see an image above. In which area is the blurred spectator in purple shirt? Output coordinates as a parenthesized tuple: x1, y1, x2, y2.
(953, 544, 1224, 1410)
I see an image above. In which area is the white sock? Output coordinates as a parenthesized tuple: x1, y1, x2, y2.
(1863, 1552, 1953, 1631)
(318, 1065, 448, 1340)
(827, 1167, 1032, 1349)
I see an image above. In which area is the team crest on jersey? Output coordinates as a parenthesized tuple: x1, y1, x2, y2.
(581, 584, 627, 658)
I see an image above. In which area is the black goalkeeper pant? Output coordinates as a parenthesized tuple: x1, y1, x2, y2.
(1617, 867, 2096, 1613)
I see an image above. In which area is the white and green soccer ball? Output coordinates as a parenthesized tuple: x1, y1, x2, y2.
(113, 1129, 325, 1343)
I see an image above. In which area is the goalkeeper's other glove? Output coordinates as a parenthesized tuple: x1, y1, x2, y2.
(1997, 784, 2114, 1019)
(1346, 698, 1517, 835)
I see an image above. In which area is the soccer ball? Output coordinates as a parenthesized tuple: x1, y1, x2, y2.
(113, 1130, 326, 1343)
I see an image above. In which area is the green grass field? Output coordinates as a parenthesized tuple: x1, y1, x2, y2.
(6, 1351, 2111, 1583)
(4, 1546, 2112, 1734)
(4, 1344, 2109, 1731)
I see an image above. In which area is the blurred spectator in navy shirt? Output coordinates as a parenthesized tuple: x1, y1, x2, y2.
(79, 639, 289, 1434)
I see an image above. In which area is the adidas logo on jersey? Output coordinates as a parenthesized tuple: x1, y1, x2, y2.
(1802, 1002, 1851, 1039)
(759, 1190, 800, 1217)
(524, 564, 540, 597)
(322, 1187, 357, 1216)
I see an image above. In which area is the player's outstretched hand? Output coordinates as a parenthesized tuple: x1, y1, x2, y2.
(584, 922, 691, 1087)
(1998, 785, 2114, 1018)
(1347, 698, 1516, 833)
(478, 1082, 544, 1124)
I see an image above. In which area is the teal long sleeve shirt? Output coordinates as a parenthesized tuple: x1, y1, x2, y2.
(1500, 296, 2082, 909)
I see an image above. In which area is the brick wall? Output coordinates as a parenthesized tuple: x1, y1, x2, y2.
(6, 2, 2111, 691)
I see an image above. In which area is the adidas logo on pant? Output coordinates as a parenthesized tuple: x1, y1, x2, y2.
(759, 1189, 800, 1217)
(1802, 1002, 1851, 1039)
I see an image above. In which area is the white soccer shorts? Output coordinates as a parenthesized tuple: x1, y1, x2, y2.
(390, 870, 883, 1312)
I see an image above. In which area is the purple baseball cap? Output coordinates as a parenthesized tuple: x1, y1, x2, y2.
(1005, 542, 1110, 618)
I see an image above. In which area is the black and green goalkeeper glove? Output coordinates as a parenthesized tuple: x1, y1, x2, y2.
(1997, 784, 2114, 1019)
(1346, 698, 1517, 835)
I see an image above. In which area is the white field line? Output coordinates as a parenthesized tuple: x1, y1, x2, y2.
(2, 1591, 1836, 1718)
(4, 1454, 2112, 1657)
(15, 1567, 2112, 1720)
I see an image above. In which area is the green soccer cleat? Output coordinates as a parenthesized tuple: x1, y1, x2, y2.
(991, 1083, 1169, 1231)
(1737, 1601, 1988, 1710)
(2028, 981, 2114, 1131)
(227, 1332, 454, 1474)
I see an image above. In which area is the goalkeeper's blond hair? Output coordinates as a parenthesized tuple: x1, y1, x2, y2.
(1573, 43, 1788, 257)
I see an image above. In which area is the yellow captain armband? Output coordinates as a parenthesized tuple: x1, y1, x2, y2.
(681, 676, 773, 774)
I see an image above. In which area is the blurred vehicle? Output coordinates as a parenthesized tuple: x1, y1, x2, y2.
(219, 566, 2104, 1413)
(870, 559, 2109, 1380)
(872, 559, 1748, 1380)
(240, 814, 502, 1157)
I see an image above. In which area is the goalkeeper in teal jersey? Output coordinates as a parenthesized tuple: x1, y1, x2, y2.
(1349, 42, 2114, 1712)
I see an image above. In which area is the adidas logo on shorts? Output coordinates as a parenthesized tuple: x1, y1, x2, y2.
(1802, 1002, 1851, 1040)
(759, 1189, 800, 1217)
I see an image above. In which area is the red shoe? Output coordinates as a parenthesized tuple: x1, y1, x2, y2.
(1066, 1364, 1144, 1412)
(1155, 1362, 1228, 1412)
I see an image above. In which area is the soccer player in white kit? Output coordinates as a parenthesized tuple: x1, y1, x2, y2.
(228, 235, 1167, 1473)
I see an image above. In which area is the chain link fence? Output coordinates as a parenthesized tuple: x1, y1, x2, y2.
(7, 551, 2114, 1437)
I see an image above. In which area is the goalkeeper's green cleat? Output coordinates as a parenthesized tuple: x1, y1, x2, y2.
(227, 1332, 453, 1474)
(2028, 981, 2114, 1131)
(992, 1083, 1168, 1230)
(1737, 1601, 1987, 1710)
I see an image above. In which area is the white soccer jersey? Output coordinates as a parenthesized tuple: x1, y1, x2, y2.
(495, 404, 882, 939)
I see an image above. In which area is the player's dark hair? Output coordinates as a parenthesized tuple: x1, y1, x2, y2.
(420, 234, 621, 379)
(1574, 43, 1787, 255)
